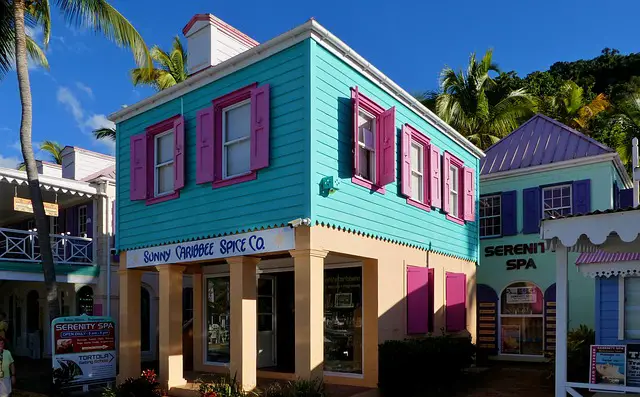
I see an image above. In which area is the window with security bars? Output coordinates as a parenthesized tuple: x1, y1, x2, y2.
(542, 185, 572, 218)
(480, 195, 501, 237)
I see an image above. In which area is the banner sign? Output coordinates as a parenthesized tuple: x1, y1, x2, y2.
(590, 345, 626, 388)
(506, 287, 537, 304)
(501, 325, 521, 354)
(14, 197, 59, 217)
(126, 227, 295, 268)
(51, 315, 116, 386)
(627, 344, 640, 387)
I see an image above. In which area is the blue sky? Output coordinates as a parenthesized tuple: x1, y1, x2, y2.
(0, 0, 638, 168)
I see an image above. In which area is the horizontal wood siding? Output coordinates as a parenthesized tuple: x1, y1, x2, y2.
(116, 42, 310, 251)
(598, 277, 622, 345)
(310, 41, 479, 262)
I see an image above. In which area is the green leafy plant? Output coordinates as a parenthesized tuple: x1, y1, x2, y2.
(196, 373, 257, 397)
(261, 379, 326, 397)
(546, 324, 595, 382)
(378, 335, 475, 396)
(102, 369, 162, 397)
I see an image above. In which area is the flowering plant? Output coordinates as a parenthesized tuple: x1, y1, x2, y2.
(142, 369, 158, 384)
(203, 392, 218, 397)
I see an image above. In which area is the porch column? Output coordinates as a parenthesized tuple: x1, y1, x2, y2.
(156, 264, 187, 389)
(555, 243, 568, 397)
(228, 256, 261, 391)
(362, 258, 379, 388)
(290, 249, 328, 380)
(192, 269, 204, 371)
(118, 267, 143, 382)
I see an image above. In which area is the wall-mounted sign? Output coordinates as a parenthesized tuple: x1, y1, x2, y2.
(627, 344, 640, 387)
(506, 287, 537, 304)
(14, 197, 59, 217)
(501, 325, 521, 354)
(126, 227, 295, 268)
(484, 242, 545, 271)
(51, 315, 116, 387)
(589, 345, 626, 388)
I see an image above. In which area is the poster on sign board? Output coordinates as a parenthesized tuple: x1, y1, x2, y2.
(51, 315, 116, 387)
(627, 344, 640, 388)
(589, 345, 626, 392)
(505, 287, 537, 304)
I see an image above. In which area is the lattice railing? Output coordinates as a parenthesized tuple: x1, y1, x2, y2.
(0, 228, 93, 265)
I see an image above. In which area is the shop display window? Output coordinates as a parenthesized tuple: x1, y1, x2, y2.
(206, 277, 231, 363)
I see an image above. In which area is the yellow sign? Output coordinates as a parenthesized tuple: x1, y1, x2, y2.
(13, 197, 59, 217)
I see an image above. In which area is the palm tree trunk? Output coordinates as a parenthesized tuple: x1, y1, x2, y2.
(13, 0, 60, 330)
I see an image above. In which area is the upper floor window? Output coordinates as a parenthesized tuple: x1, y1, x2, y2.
(78, 205, 88, 236)
(129, 115, 185, 204)
(400, 123, 439, 211)
(195, 83, 270, 188)
(351, 87, 396, 193)
(480, 195, 501, 238)
(542, 184, 572, 218)
(443, 151, 475, 225)
(410, 141, 425, 203)
(448, 164, 460, 218)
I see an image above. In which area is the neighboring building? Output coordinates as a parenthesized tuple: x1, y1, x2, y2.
(0, 147, 183, 361)
(110, 14, 483, 390)
(477, 114, 632, 360)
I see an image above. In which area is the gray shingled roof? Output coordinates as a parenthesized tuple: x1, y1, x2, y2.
(480, 114, 613, 175)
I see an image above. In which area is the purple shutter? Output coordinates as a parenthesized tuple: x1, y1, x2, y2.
(352, 87, 360, 175)
(621, 188, 634, 209)
(401, 125, 412, 197)
(66, 206, 78, 236)
(445, 272, 466, 332)
(407, 266, 429, 334)
(572, 179, 591, 215)
(250, 84, 270, 171)
(430, 145, 441, 208)
(463, 167, 475, 222)
(196, 107, 215, 184)
(613, 182, 620, 210)
(173, 116, 185, 190)
(501, 190, 517, 236)
(442, 152, 452, 213)
(86, 204, 93, 238)
(377, 106, 396, 186)
(522, 187, 541, 234)
(130, 134, 147, 201)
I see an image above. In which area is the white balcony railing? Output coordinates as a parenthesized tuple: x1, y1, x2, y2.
(0, 227, 93, 265)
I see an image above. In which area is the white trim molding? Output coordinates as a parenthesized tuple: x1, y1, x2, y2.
(0, 167, 97, 197)
(577, 261, 640, 278)
(109, 20, 484, 159)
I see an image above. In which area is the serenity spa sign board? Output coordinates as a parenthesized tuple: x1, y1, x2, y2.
(126, 227, 295, 268)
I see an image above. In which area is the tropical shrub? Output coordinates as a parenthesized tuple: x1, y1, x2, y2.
(378, 334, 475, 396)
(102, 369, 162, 397)
(546, 324, 595, 382)
(261, 379, 325, 397)
(196, 374, 256, 397)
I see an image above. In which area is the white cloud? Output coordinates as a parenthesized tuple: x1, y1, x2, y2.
(10, 141, 21, 151)
(57, 86, 84, 127)
(0, 155, 20, 169)
(76, 82, 93, 98)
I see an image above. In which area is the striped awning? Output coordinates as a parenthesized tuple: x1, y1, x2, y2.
(576, 251, 640, 265)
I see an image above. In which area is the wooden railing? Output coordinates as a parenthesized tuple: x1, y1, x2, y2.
(0, 227, 93, 265)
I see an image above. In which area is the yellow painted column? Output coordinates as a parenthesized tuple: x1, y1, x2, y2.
(156, 265, 187, 389)
(362, 258, 379, 388)
(228, 256, 260, 391)
(192, 270, 204, 372)
(117, 266, 143, 382)
(290, 249, 328, 380)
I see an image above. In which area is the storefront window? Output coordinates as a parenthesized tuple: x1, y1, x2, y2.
(324, 267, 363, 374)
(206, 277, 230, 363)
(500, 282, 544, 356)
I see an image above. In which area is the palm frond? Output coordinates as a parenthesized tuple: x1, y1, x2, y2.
(0, 0, 15, 79)
(93, 127, 115, 141)
(25, 34, 49, 70)
(39, 140, 63, 164)
(54, 0, 151, 68)
(27, 0, 51, 47)
(489, 88, 537, 136)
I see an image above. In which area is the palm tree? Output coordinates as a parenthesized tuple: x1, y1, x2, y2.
(131, 35, 188, 90)
(435, 49, 537, 150)
(542, 81, 610, 131)
(17, 140, 63, 169)
(606, 94, 640, 170)
(5, 0, 150, 326)
(93, 126, 115, 141)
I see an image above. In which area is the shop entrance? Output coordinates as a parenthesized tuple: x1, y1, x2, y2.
(499, 282, 544, 356)
(257, 276, 276, 368)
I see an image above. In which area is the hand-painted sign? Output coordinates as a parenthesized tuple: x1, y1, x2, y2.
(126, 227, 295, 268)
(484, 243, 545, 271)
(505, 287, 537, 304)
(590, 345, 626, 387)
(51, 315, 116, 386)
(14, 197, 59, 217)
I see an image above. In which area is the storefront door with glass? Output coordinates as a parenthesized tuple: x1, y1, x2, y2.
(500, 282, 544, 356)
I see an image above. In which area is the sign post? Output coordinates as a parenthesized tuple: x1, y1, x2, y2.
(51, 315, 116, 389)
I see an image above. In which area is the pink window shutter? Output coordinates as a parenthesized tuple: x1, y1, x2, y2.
(406, 266, 429, 334)
(377, 106, 396, 186)
(430, 145, 441, 208)
(352, 87, 360, 175)
(442, 152, 451, 213)
(250, 84, 270, 171)
(196, 107, 215, 184)
(445, 272, 467, 332)
(129, 134, 147, 201)
(400, 125, 412, 197)
(173, 116, 185, 191)
(463, 167, 475, 221)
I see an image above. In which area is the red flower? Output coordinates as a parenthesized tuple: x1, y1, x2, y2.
(203, 392, 217, 397)
(141, 369, 157, 383)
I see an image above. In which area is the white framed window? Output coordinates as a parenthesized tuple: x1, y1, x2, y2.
(154, 130, 175, 196)
(222, 99, 251, 179)
(78, 205, 87, 236)
(449, 165, 459, 218)
(542, 184, 572, 218)
(410, 141, 424, 203)
(480, 195, 501, 238)
(357, 109, 376, 183)
(623, 277, 640, 340)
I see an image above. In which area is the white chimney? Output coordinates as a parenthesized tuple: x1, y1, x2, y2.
(36, 160, 62, 178)
(182, 14, 258, 76)
(60, 146, 115, 180)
